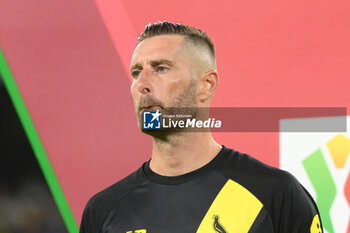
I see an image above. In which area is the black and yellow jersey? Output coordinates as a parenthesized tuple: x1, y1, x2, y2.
(80, 145, 323, 233)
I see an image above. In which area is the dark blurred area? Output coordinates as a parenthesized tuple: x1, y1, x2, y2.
(0, 76, 68, 233)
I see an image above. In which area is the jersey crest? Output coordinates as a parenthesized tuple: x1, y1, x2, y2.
(213, 215, 227, 233)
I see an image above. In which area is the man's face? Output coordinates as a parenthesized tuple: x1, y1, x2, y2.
(130, 35, 198, 131)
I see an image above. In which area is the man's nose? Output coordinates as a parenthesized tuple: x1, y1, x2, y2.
(136, 69, 153, 94)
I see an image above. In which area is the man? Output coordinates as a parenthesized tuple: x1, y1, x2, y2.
(80, 22, 323, 233)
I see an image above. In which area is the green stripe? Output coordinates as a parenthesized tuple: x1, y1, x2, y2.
(0, 47, 78, 233)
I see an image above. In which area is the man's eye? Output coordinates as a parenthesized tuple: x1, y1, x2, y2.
(132, 71, 141, 78)
(156, 66, 168, 72)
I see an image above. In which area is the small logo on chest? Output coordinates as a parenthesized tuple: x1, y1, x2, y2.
(213, 215, 227, 233)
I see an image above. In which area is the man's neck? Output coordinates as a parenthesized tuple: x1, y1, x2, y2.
(149, 132, 222, 176)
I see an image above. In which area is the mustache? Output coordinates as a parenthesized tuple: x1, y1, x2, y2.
(137, 95, 164, 112)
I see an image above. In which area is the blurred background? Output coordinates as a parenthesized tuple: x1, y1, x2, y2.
(0, 76, 67, 233)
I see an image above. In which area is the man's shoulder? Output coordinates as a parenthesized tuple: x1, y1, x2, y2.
(86, 166, 146, 212)
(220, 147, 309, 200)
(80, 165, 146, 233)
(220, 147, 321, 231)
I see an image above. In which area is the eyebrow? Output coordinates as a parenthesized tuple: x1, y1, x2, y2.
(130, 59, 175, 73)
(130, 63, 143, 73)
(150, 59, 175, 67)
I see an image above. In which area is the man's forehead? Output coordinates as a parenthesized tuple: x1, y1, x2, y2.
(138, 34, 185, 48)
(132, 35, 185, 57)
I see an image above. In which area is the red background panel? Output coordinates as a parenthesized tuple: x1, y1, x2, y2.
(1, 0, 349, 224)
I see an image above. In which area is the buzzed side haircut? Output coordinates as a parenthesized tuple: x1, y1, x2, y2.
(138, 21, 216, 61)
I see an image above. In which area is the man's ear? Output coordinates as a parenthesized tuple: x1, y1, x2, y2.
(197, 70, 219, 103)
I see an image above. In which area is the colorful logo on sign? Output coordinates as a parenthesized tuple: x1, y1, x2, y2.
(280, 116, 350, 233)
(302, 134, 350, 233)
